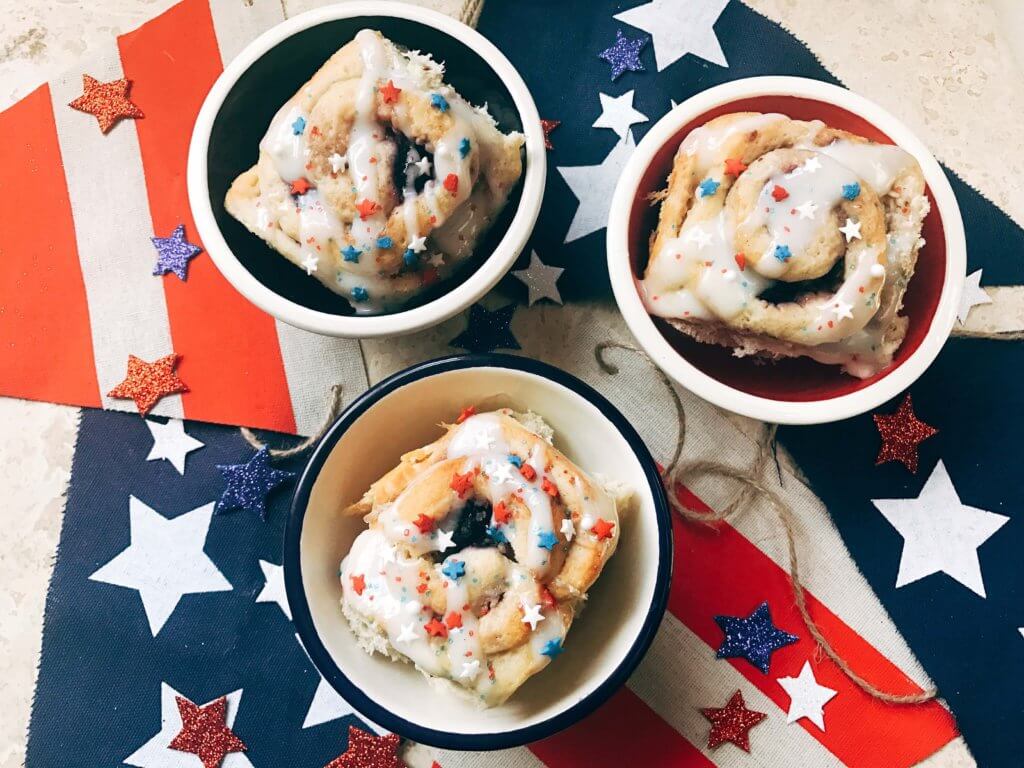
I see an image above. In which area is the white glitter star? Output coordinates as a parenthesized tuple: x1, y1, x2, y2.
(560, 518, 575, 541)
(685, 226, 712, 250)
(396, 623, 418, 643)
(301, 253, 319, 275)
(839, 218, 861, 242)
(459, 659, 481, 680)
(521, 601, 545, 631)
(408, 235, 427, 253)
(436, 528, 456, 552)
(414, 156, 431, 176)
(329, 153, 346, 174)
(795, 201, 818, 220)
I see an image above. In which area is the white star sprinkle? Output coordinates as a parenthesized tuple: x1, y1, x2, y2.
(490, 462, 517, 485)
(558, 131, 636, 243)
(512, 251, 564, 306)
(957, 269, 992, 324)
(614, 0, 729, 70)
(473, 431, 496, 451)
(397, 623, 419, 643)
(408, 235, 427, 253)
(414, 156, 431, 176)
(779, 661, 837, 731)
(329, 153, 346, 174)
(436, 528, 456, 552)
(592, 90, 649, 139)
(829, 300, 854, 320)
(685, 226, 712, 250)
(795, 201, 818, 220)
(428, 253, 444, 267)
(581, 514, 595, 531)
(839, 218, 861, 242)
(144, 418, 203, 475)
(459, 660, 481, 680)
(560, 518, 575, 541)
(521, 601, 545, 631)
(301, 253, 319, 275)
(803, 157, 822, 174)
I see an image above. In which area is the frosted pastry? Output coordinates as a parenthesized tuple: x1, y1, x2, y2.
(640, 112, 931, 378)
(338, 408, 627, 707)
(225, 30, 524, 314)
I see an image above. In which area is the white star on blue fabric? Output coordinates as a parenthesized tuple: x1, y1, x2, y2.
(614, 0, 730, 70)
(145, 418, 203, 475)
(90, 497, 231, 636)
(216, 447, 296, 520)
(558, 131, 636, 243)
(714, 601, 799, 673)
(957, 269, 992, 324)
(513, 251, 564, 305)
(592, 90, 648, 139)
(256, 559, 290, 620)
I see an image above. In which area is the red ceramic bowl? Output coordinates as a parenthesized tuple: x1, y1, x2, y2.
(607, 77, 965, 424)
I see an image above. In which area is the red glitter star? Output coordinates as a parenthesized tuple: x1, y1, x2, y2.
(379, 79, 402, 104)
(350, 573, 366, 595)
(68, 74, 144, 133)
(325, 726, 404, 768)
(540, 119, 561, 150)
(107, 353, 188, 416)
(168, 695, 247, 768)
(424, 617, 448, 638)
(592, 518, 615, 540)
(357, 199, 381, 219)
(771, 184, 789, 202)
(874, 394, 938, 473)
(443, 173, 459, 194)
(701, 690, 767, 751)
(290, 178, 313, 196)
(724, 157, 748, 176)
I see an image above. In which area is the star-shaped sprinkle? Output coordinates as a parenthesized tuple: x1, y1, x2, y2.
(441, 559, 465, 580)
(445, 611, 463, 629)
(376, 236, 393, 249)
(685, 226, 712, 250)
(302, 253, 319, 275)
(714, 601, 799, 673)
(414, 156, 432, 176)
(795, 201, 818, 220)
(771, 184, 789, 202)
(735, 253, 746, 270)
(872, 460, 1009, 597)
(449, 303, 520, 353)
(513, 251, 564, 306)
(145, 418, 203, 474)
(168, 695, 247, 768)
(379, 80, 401, 104)
(560, 518, 575, 541)
(351, 286, 369, 303)
(774, 244, 791, 261)
(108, 353, 188, 416)
(424, 617, 448, 638)
(357, 199, 380, 219)
(408, 235, 427, 253)
(598, 30, 648, 80)
(701, 690, 767, 751)
(436, 528, 456, 552)
(414, 513, 436, 533)
(342, 245, 361, 263)
(325, 727, 403, 768)
(541, 639, 564, 659)
(803, 157, 822, 173)
(396, 623, 418, 643)
(559, 131, 636, 242)
(957, 269, 992, 324)
(291, 116, 306, 135)
(291, 178, 313, 196)
(68, 74, 144, 133)
(151, 224, 202, 280)
(724, 157, 747, 176)
(778, 661, 837, 731)
(873, 394, 937, 473)
(615, 0, 729, 70)
(430, 93, 449, 112)
(490, 462, 517, 485)
(541, 119, 561, 150)
(329, 153, 346, 174)
(460, 659, 481, 679)
(842, 182, 861, 200)
(215, 447, 296, 520)
(592, 518, 616, 540)
(521, 601, 545, 631)
(443, 173, 459, 195)
(537, 530, 557, 550)
(458, 137, 472, 158)
(592, 90, 648, 138)
(839, 218, 861, 242)
(698, 178, 721, 197)
(486, 525, 507, 544)
(350, 574, 366, 596)
(822, 299, 853, 320)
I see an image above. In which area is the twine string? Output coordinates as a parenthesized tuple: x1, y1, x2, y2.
(239, 384, 345, 458)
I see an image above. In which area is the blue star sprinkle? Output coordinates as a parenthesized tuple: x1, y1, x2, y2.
(698, 178, 721, 198)
(714, 601, 799, 674)
(430, 93, 449, 112)
(441, 560, 466, 580)
(291, 115, 306, 135)
(486, 525, 507, 544)
(541, 639, 564, 659)
(508, 455, 522, 468)
(351, 286, 369, 303)
(774, 244, 792, 261)
(598, 30, 648, 81)
(449, 303, 521, 353)
(376, 236, 393, 249)
(215, 447, 296, 520)
(403, 249, 418, 267)
(151, 223, 202, 281)
(537, 530, 557, 550)
(341, 245, 361, 263)
(458, 137, 471, 158)
(842, 182, 861, 200)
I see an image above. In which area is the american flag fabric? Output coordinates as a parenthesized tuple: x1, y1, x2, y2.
(7, 0, 1024, 765)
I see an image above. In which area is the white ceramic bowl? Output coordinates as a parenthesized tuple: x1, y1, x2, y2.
(187, 2, 545, 338)
(284, 354, 671, 750)
(607, 77, 966, 425)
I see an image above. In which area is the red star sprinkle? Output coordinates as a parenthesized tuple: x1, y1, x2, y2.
(873, 394, 938, 473)
(450, 470, 476, 498)
(68, 74, 144, 133)
(290, 178, 313, 196)
(324, 726, 404, 768)
(445, 611, 463, 629)
(520, 464, 537, 481)
(701, 690, 767, 752)
(540, 119, 561, 150)
(541, 478, 559, 498)
(350, 574, 366, 596)
(540, 586, 557, 608)
(734, 253, 746, 271)
(168, 695, 247, 768)
(456, 405, 476, 424)
(493, 500, 512, 524)
(443, 173, 459, 194)
(424, 617, 448, 638)
(107, 353, 188, 416)
(592, 518, 616, 540)
(724, 157, 748, 176)
(414, 513, 435, 533)
(379, 79, 402, 104)
(357, 198, 381, 219)
(771, 184, 789, 202)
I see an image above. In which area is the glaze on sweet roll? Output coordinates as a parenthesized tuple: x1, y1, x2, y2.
(641, 112, 931, 377)
(338, 408, 627, 706)
(225, 30, 524, 314)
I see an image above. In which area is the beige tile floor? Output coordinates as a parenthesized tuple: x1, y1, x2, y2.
(1, 1, 1022, 765)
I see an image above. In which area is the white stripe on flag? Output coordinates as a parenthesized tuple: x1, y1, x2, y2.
(419, 746, 547, 768)
(207, 0, 286, 67)
(49, 54, 182, 419)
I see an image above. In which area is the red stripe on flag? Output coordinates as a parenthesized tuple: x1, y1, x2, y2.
(530, 687, 713, 768)
(0, 85, 101, 407)
(117, 0, 296, 432)
(669, 486, 958, 768)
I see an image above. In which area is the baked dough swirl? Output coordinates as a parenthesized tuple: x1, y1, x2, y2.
(339, 409, 623, 707)
(225, 30, 524, 313)
(641, 112, 931, 377)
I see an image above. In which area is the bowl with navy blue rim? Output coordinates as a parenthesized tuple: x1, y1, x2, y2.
(284, 354, 672, 750)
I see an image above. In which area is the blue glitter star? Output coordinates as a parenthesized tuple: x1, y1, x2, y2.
(774, 244, 792, 261)
(351, 286, 369, 303)
(291, 115, 306, 135)
(342, 245, 361, 263)
(449, 303, 521, 353)
(698, 178, 721, 198)
(537, 530, 557, 550)
(458, 137, 471, 158)
(842, 182, 861, 200)
(598, 30, 648, 81)
(376, 236, 393, 249)
(151, 224, 202, 280)
(441, 559, 466, 580)
(541, 638, 564, 659)
(215, 447, 296, 520)
(714, 601, 799, 674)
(430, 93, 449, 112)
